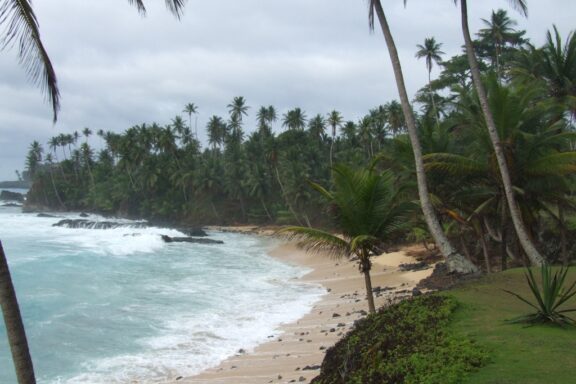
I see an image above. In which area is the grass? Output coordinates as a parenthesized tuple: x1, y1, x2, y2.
(310, 267, 576, 384)
(445, 267, 576, 384)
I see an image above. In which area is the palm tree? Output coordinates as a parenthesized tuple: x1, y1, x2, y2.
(368, 0, 477, 273)
(82, 127, 92, 144)
(183, 102, 199, 139)
(282, 108, 307, 131)
(0, 0, 186, 123)
(415, 37, 445, 121)
(279, 165, 412, 313)
(327, 110, 343, 167)
(0, 242, 36, 384)
(456, 0, 545, 266)
(256, 105, 277, 136)
(478, 9, 525, 80)
(227, 96, 249, 123)
(206, 115, 226, 150)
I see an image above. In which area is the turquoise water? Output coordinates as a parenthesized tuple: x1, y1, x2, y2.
(0, 191, 323, 383)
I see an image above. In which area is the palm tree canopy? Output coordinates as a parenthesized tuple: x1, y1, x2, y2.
(416, 37, 445, 74)
(280, 165, 412, 258)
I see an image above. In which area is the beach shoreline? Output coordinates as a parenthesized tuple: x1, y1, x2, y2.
(179, 227, 434, 384)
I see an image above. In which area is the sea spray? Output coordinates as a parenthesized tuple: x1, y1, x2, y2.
(0, 206, 324, 383)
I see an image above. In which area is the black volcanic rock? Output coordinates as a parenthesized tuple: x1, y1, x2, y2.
(52, 219, 148, 229)
(161, 235, 223, 244)
(0, 190, 24, 202)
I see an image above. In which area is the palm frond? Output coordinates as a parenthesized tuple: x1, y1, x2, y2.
(276, 226, 350, 260)
(0, 0, 59, 122)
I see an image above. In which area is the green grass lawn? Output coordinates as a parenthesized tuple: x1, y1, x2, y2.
(445, 268, 576, 384)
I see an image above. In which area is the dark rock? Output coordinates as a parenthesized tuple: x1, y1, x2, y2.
(161, 235, 223, 244)
(180, 227, 208, 237)
(332, 313, 341, 318)
(412, 288, 422, 297)
(399, 261, 430, 272)
(2, 203, 21, 207)
(0, 190, 24, 202)
(79, 212, 90, 217)
(302, 365, 321, 371)
(37, 213, 58, 218)
(299, 376, 306, 382)
(52, 219, 148, 230)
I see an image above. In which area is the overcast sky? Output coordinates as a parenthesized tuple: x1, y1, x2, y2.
(0, 0, 574, 181)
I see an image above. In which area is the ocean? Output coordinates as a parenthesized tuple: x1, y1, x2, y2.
(0, 189, 324, 383)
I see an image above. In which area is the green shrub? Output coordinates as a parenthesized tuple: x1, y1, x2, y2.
(311, 295, 488, 384)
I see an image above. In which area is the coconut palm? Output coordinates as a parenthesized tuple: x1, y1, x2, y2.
(327, 110, 343, 167)
(415, 37, 445, 121)
(183, 102, 198, 139)
(279, 165, 412, 313)
(456, 0, 545, 266)
(478, 9, 525, 79)
(227, 96, 249, 123)
(282, 108, 307, 131)
(368, 0, 477, 273)
(0, 242, 35, 384)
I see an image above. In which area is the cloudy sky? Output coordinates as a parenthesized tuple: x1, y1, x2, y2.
(0, 0, 574, 181)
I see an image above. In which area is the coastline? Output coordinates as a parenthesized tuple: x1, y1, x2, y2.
(181, 228, 434, 384)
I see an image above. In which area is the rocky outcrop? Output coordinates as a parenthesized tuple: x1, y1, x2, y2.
(161, 235, 223, 244)
(52, 219, 148, 229)
(0, 190, 25, 202)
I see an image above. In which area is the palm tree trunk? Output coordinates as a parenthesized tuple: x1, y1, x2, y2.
(558, 202, 567, 265)
(459, 0, 545, 266)
(373, 1, 478, 274)
(0, 242, 36, 384)
(363, 270, 376, 314)
(274, 166, 303, 226)
(360, 251, 376, 314)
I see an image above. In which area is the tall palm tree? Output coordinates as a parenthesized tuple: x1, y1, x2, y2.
(327, 110, 343, 167)
(282, 108, 307, 131)
(279, 165, 412, 313)
(0, 242, 35, 384)
(0, 0, 187, 123)
(227, 96, 249, 123)
(456, 0, 545, 266)
(183, 102, 198, 139)
(478, 9, 524, 80)
(415, 37, 445, 121)
(369, 0, 477, 273)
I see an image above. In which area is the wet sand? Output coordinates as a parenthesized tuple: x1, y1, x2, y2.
(179, 233, 433, 384)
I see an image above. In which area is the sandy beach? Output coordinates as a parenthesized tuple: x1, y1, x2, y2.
(179, 229, 434, 384)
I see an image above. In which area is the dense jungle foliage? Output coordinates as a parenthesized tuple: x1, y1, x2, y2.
(23, 12, 576, 271)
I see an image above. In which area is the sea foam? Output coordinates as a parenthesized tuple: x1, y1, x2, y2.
(0, 208, 324, 383)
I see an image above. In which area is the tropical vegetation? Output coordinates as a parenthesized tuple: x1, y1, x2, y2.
(20, 15, 576, 276)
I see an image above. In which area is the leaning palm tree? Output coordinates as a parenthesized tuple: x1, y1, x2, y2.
(456, 0, 545, 266)
(279, 165, 412, 313)
(369, 0, 478, 273)
(0, 242, 35, 384)
(415, 37, 445, 122)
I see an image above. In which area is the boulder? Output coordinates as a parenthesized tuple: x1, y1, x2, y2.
(161, 235, 223, 244)
(52, 219, 148, 229)
(0, 190, 24, 202)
